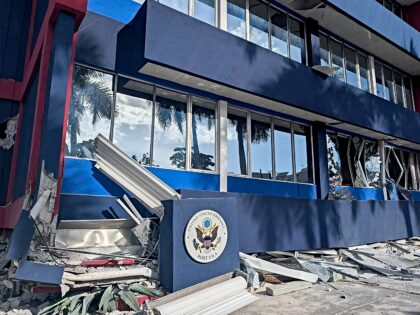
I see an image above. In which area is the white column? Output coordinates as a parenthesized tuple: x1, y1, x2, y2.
(186, 95, 192, 170)
(218, 0, 227, 31)
(217, 100, 228, 191)
(368, 56, 376, 95)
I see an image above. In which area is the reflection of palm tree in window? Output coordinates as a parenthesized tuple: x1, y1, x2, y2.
(67, 66, 113, 157)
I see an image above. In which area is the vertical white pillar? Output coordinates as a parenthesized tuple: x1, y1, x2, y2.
(218, 100, 228, 192)
(186, 95, 192, 171)
(219, 0, 227, 31)
(368, 56, 376, 95)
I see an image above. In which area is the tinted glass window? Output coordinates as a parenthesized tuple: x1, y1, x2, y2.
(66, 66, 113, 159)
(251, 114, 272, 179)
(191, 97, 216, 171)
(383, 66, 393, 102)
(344, 47, 357, 88)
(113, 80, 153, 165)
(160, 0, 189, 14)
(374, 62, 384, 98)
(404, 77, 414, 110)
(320, 34, 329, 67)
(249, 0, 269, 49)
(270, 8, 288, 57)
(274, 120, 293, 181)
(384, 0, 392, 10)
(194, 0, 215, 26)
(153, 88, 187, 169)
(227, 0, 246, 39)
(358, 54, 370, 92)
(330, 39, 344, 81)
(294, 123, 311, 183)
(393, 72, 404, 106)
(289, 17, 306, 64)
(227, 109, 248, 175)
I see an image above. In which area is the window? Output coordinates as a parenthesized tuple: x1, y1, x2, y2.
(194, 0, 216, 26)
(159, 0, 189, 14)
(330, 39, 344, 81)
(227, 0, 247, 39)
(249, 0, 269, 49)
(274, 120, 293, 181)
(375, 62, 385, 98)
(251, 113, 272, 178)
(377, 0, 403, 19)
(384, 0, 393, 11)
(113, 80, 154, 164)
(404, 77, 414, 110)
(320, 34, 329, 67)
(65, 66, 113, 159)
(289, 17, 306, 64)
(153, 88, 187, 169)
(383, 66, 393, 102)
(344, 47, 358, 88)
(393, 72, 404, 106)
(191, 96, 216, 171)
(293, 123, 311, 183)
(270, 8, 288, 57)
(227, 108, 248, 175)
(358, 54, 370, 92)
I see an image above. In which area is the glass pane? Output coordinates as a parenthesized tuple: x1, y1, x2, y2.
(393, 5, 402, 18)
(393, 72, 404, 106)
(113, 80, 153, 165)
(289, 17, 306, 64)
(66, 66, 113, 159)
(191, 96, 216, 171)
(227, 0, 246, 39)
(404, 77, 414, 110)
(274, 120, 293, 181)
(384, 0, 392, 11)
(358, 54, 370, 92)
(194, 0, 215, 26)
(383, 66, 393, 102)
(294, 123, 311, 183)
(320, 33, 329, 67)
(251, 114, 272, 179)
(330, 39, 344, 81)
(365, 141, 381, 187)
(374, 62, 384, 98)
(159, 0, 189, 14)
(153, 88, 187, 169)
(270, 8, 288, 57)
(327, 134, 342, 187)
(344, 47, 358, 88)
(249, 0, 269, 49)
(227, 108, 248, 175)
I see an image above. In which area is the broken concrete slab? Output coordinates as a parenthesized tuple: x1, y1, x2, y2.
(15, 261, 64, 285)
(266, 281, 313, 296)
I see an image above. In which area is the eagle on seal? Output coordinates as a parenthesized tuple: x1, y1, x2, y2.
(195, 224, 219, 251)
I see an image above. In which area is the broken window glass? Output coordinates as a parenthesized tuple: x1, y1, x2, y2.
(327, 133, 342, 187)
(364, 141, 381, 187)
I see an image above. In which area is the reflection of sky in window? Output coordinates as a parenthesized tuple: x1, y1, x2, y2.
(227, 0, 246, 39)
(194, 0, 215, 26)
(251, 116, 272, 178)
(394, 72, 404, 106)
(274, 123, 293, 181)
(160, 0, 188, 14)
(113, 93, 153, 163)
(320, 34, 329, 67)
(153, 89, 187, 169)
(404, 77, 413, 110)
(330, 40, 344, 81)
(227, 113, 247, 175)
(270, 10, 288, 57)
(359, 55, 369, 92)
(344, 47, 358, 88)
(289, 18, 305, 64)
(249, 1, 269, 49)
(383, 66, 393, 101)
(294, 124, 309, 183)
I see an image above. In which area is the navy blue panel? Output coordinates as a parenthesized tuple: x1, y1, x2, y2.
(0, 100, 19, 205)
(15, 261, 64, 285)
(62, 158, 128, 196)
(75, 12, 126, 71)
(87, 0, 141, 23)
(160, 198, 239, 292)
(325, 0, 420, 58)
(14, 72, 39, 199)
(227, 176, 317, 199)
(31, 0, 49, 53)
(6, 211, 34, 260)
(177, 189, 420, 252)
(125, 1, 420, 145)
(335, 186, 385, 201)
(410, 192, 420, 201)
(38, 13, 75, 179)
(312, 122, 329, 199)
(0, 0, 32, 80)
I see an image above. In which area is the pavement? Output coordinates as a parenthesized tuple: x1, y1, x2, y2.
(234, 273, 420, 315)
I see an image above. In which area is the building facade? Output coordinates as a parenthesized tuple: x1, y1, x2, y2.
(1, 0, 420, 253)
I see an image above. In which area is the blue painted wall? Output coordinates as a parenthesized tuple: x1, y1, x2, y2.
(0, 0, 32, 80)
(326, 0, 420, 59)
(334, 186, 385, 201)
(120, 1, 420, 146)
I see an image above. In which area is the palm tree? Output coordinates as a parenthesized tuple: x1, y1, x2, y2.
(67, 66, 113, 157)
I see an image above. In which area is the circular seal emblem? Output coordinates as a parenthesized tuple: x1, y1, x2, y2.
(184, 210, 228, 263)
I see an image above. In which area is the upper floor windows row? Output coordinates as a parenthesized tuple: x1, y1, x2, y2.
(376, 0, 403, 19)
